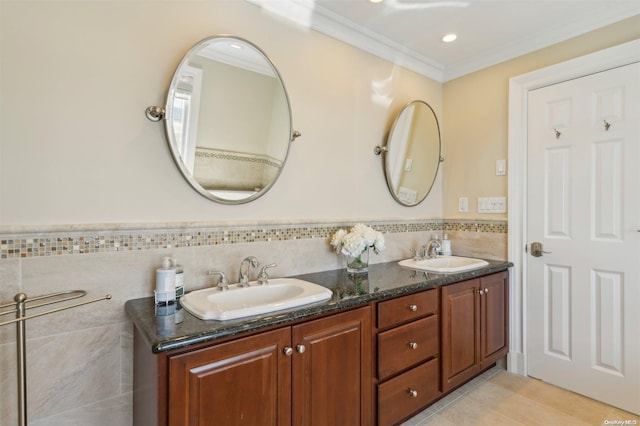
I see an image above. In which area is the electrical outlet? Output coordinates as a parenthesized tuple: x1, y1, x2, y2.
(478, 197, 507, 213)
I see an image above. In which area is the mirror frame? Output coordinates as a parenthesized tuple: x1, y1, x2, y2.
(163, 35, 294, 204)
(382, 100, 442, 207)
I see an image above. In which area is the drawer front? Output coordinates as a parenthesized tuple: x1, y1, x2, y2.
(378, 289, 438, 329)
(378, 315, 439, 380)
(378, 358, 440, 426)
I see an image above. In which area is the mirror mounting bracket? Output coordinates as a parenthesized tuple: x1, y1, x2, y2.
(145, 105, 165, 122)
(373, 145, 388, 155)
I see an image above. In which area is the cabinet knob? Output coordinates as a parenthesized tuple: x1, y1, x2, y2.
(409, 342, 418, 350)
(296, 344, 306, 354)
(408, 304, 418, 312)
(283, 347, 293, 356)
(484, 288, 489, 294)
(408, 389, 418, 398)
(478, 289, 484, 295)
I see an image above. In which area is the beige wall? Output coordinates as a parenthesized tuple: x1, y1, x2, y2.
(442, 16, 640, 220)
(0, 0, 443, 227)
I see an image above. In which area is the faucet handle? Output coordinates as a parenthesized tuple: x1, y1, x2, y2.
(409, 248, 421, 261)
(257, 263, 277, 285)
(207, 271, 229, 291)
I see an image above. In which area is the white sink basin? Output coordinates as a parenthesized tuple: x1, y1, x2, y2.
(398, 256, 489, 273)
(180, 278, 333, 321)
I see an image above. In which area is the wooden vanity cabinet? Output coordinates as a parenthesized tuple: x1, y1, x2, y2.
(165, 307, 371, 426)
(292, 307, 372, 425)
(133, 269, 510, 426)
(441, 271, 508, 392)
(375, 289, 441, 426)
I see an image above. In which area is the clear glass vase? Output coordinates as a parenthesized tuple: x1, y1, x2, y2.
(347, 247, 369, 274)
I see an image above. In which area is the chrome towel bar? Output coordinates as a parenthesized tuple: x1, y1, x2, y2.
(0, 290, 111, 426)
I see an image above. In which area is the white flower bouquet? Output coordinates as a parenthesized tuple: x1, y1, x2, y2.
(330, 223, 385, 258)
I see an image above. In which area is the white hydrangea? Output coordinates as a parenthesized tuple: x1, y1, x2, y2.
(372, 233, 386, 254)
(353, 223, 378, 246)
(330, 228, 347, 253)
(340, 232, 367, 257)
(329, 224, 385, 257)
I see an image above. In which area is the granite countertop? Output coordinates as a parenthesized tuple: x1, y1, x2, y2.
(125, 259, 512, 353)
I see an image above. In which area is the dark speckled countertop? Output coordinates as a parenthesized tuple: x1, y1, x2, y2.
(125, 259, 511, 353)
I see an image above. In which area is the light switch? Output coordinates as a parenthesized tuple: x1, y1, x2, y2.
(404, 158, 413, 172)
(458, 197, 469, 213)
(496, 159, 506, 176)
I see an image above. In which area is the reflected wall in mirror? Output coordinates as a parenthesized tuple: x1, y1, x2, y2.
(383, 100, 442, 206)
(162, 36, 294, 204)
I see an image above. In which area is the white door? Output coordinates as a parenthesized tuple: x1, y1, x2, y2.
(526, 62, 640, 414)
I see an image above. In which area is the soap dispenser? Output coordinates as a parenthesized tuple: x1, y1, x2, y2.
(155, 257, 176, 306)
(172, 258, 184, 299)
(441, 234, 452, 256)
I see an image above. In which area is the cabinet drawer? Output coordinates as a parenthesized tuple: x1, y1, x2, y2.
(378, 315, 438, 380)
(378, 358, 440, 426)
(378, 289, 438, 329)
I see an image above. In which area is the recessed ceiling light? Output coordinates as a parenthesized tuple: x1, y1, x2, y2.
(442, 33, 457, 43)
(368, 0, 384, 3)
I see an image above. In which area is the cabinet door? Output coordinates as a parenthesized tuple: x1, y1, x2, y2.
(292, 307, 372, 426)
(168, 328, 292, 426)
(480, 271, 509, 365)
(441, 279, 481, 392)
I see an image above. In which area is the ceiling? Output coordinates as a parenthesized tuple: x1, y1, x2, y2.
(247, 0, 640, 81)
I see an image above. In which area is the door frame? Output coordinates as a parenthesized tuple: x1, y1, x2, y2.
(506, 39, 640, 376)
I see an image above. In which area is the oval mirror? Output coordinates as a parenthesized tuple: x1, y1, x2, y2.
(382, 100, 442, 206)
(161, 36, 294, 204)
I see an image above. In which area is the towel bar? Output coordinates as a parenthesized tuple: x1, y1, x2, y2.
(0, 290, 111, 426)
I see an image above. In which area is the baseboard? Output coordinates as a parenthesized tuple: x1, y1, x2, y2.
(507, 351, 526, 376)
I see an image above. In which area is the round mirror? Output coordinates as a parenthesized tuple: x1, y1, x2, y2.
(382, 100, 442, 206)
(163, 36, 294, 204)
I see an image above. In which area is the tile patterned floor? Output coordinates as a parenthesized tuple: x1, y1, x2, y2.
(402, 366, 640, 426)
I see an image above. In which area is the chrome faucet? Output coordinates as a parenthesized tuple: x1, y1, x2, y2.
(257, 263, 277, 285)
(208, 271, 229, 291)
(425, 239, 441, 259)
(410, 244, 430, 261)
(410, 247, 422, 261)
(238, 256, 259, 287)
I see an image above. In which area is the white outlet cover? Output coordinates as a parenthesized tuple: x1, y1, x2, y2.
(478, 196, 507, 213)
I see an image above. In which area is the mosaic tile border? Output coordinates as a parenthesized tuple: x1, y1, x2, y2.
(444, 220, 507, 234)
(196, 147, 283, 169)
(0, 220, 506, 259)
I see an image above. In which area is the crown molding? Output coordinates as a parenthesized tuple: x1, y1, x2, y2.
(302, 2, 446, 82)
(247, 0, 639, 83)
(246, 0, 445, 81)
